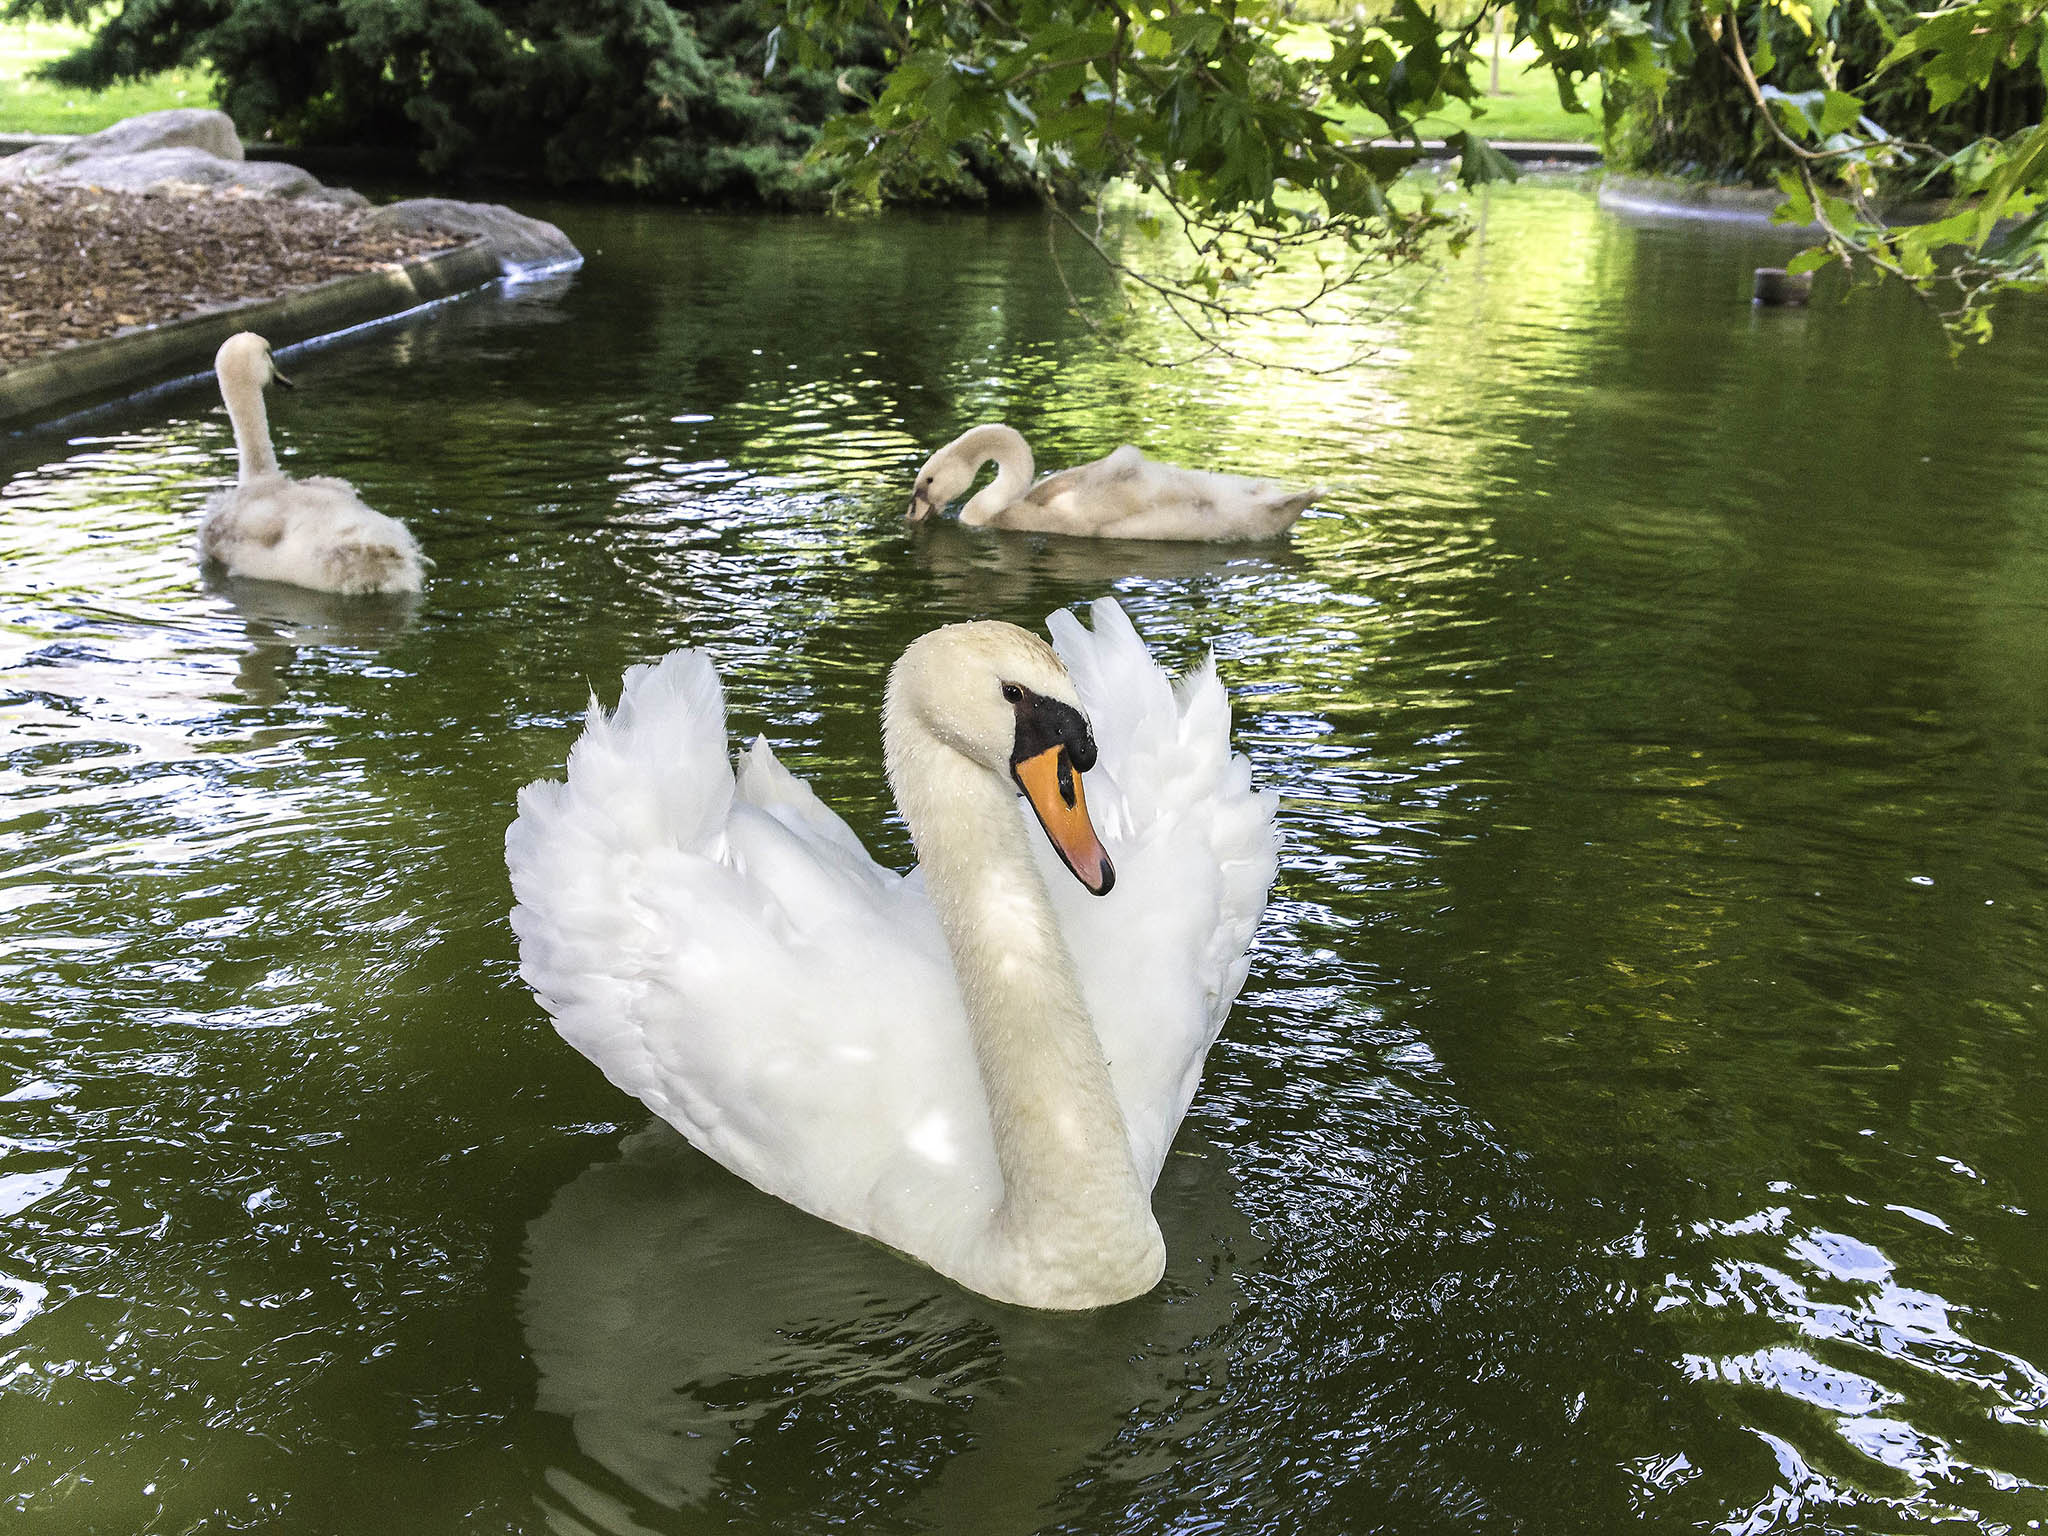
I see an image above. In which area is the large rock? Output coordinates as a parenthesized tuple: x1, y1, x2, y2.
(0, 144, 368, 208)
(3, 108, 242, 175)
(0, 112, 577, 269)
(365, 197, 582, 278)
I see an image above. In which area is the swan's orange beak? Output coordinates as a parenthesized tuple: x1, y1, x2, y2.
(1012, 745, 1115, 895)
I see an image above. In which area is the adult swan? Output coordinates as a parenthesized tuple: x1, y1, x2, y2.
(507, 600, 1277, 1310)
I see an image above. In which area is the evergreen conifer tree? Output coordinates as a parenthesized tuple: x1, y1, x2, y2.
(5, 0, 901, 204)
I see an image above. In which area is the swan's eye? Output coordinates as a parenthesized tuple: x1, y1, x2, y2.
(1001, 683, 1023, 705)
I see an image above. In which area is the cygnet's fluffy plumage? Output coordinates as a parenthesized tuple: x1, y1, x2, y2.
(197, 332, 426, 595)
(909, 423, 1322, 541)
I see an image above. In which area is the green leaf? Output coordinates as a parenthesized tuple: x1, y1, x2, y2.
(1881, 1, 2024, 106)
(1982, 207, 2048, 262)
(1163, 14, 1228, 53)
(1907, 208, 1987, 251)
(1818, 90, 1864, 135)
(1760, 86, 1826, 141)
(1771, 171, 1816, 226)
(1816, 191, 1859, 230)
(1355, 144, 1422, 180)
(1941, 138, 2005, 196)
(1784, 246, 1833, 275)
(1611, 34, 1667, 93)
(1975, 120, 2048, 243)
(1450, 130, 1521, 186)
(1026, 24, 1118, 61)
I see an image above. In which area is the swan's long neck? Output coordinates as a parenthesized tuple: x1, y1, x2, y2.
(955, 426, 1035, 527)
(221, 369, 279, 482)
(886, 724, 1162, 1305)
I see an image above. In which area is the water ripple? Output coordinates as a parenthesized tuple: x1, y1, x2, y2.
(2, 182, 2047, 1534)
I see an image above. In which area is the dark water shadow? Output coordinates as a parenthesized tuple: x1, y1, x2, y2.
(520, 1121, 1263, 1535)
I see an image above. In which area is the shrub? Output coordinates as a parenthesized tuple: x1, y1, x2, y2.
(4, 0, 1019, 205)
(1605, 1, 2046, 189)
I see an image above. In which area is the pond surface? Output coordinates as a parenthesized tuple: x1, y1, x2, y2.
(4, 181, 2048, 1534)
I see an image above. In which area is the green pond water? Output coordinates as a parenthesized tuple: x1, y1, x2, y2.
(4, 181, 2048, 1534)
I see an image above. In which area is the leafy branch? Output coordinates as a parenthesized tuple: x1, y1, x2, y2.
(787, 0, 1529, 360)
(1713, 0, 2048, 346)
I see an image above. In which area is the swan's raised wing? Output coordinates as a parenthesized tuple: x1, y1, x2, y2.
(506, 651, 1002, 1258)
(1041, 599, 1279, 1187)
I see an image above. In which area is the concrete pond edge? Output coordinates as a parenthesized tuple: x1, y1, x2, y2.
(1597, 171, 1954, 231)
(1, 238, 503, 431)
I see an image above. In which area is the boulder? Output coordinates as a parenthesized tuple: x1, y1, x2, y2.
(0, 114, 575, 267)
(365, 197, 582, 278)
(0, 143, 369, 208)
(2, 108, 242, 176)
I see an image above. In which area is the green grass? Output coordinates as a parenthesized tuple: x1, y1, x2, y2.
(1283, 29, 1603, 145)
(1430, 50, 1602, 143)
(1, 19, 213, 135)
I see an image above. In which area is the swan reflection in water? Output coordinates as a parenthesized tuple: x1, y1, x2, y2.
(203, 572, 421, 706)
(522, 1121, 1262, 1536)
(908, 517, 1307, 611)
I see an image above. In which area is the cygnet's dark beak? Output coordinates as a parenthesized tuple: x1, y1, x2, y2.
(270, 366, 296, 391)
(907, 487, 935, 523)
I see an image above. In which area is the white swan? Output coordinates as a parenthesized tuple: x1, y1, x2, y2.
(507, 599, 1278, 1310)
(909, 424, 1322, 541)
(197, 332, 427, 595)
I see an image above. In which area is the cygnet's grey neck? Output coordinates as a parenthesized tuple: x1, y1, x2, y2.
(956, 425, 1036, 526)
(222, 370, 280, 482)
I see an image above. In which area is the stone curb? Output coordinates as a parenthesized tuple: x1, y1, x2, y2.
(1345, 136, 1603, 166)
(1599, 173, 1814, 228)
(1433, 139, 1602, 166)
(1597, 172, 1952, 230)
(0, 238, 501, 430)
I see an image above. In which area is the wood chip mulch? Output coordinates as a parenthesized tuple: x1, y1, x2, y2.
(0, 183, 465, 370)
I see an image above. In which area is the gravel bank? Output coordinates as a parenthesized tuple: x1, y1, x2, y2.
(1, 181, 463, 369)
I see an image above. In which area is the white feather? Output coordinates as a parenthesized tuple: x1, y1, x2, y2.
(506, 599, 1278, 1299)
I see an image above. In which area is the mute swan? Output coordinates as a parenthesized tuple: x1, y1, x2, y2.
(197, 332, 427, 595)
(507, 599, 1278, 1310)
(909, 424, 1322, 541)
